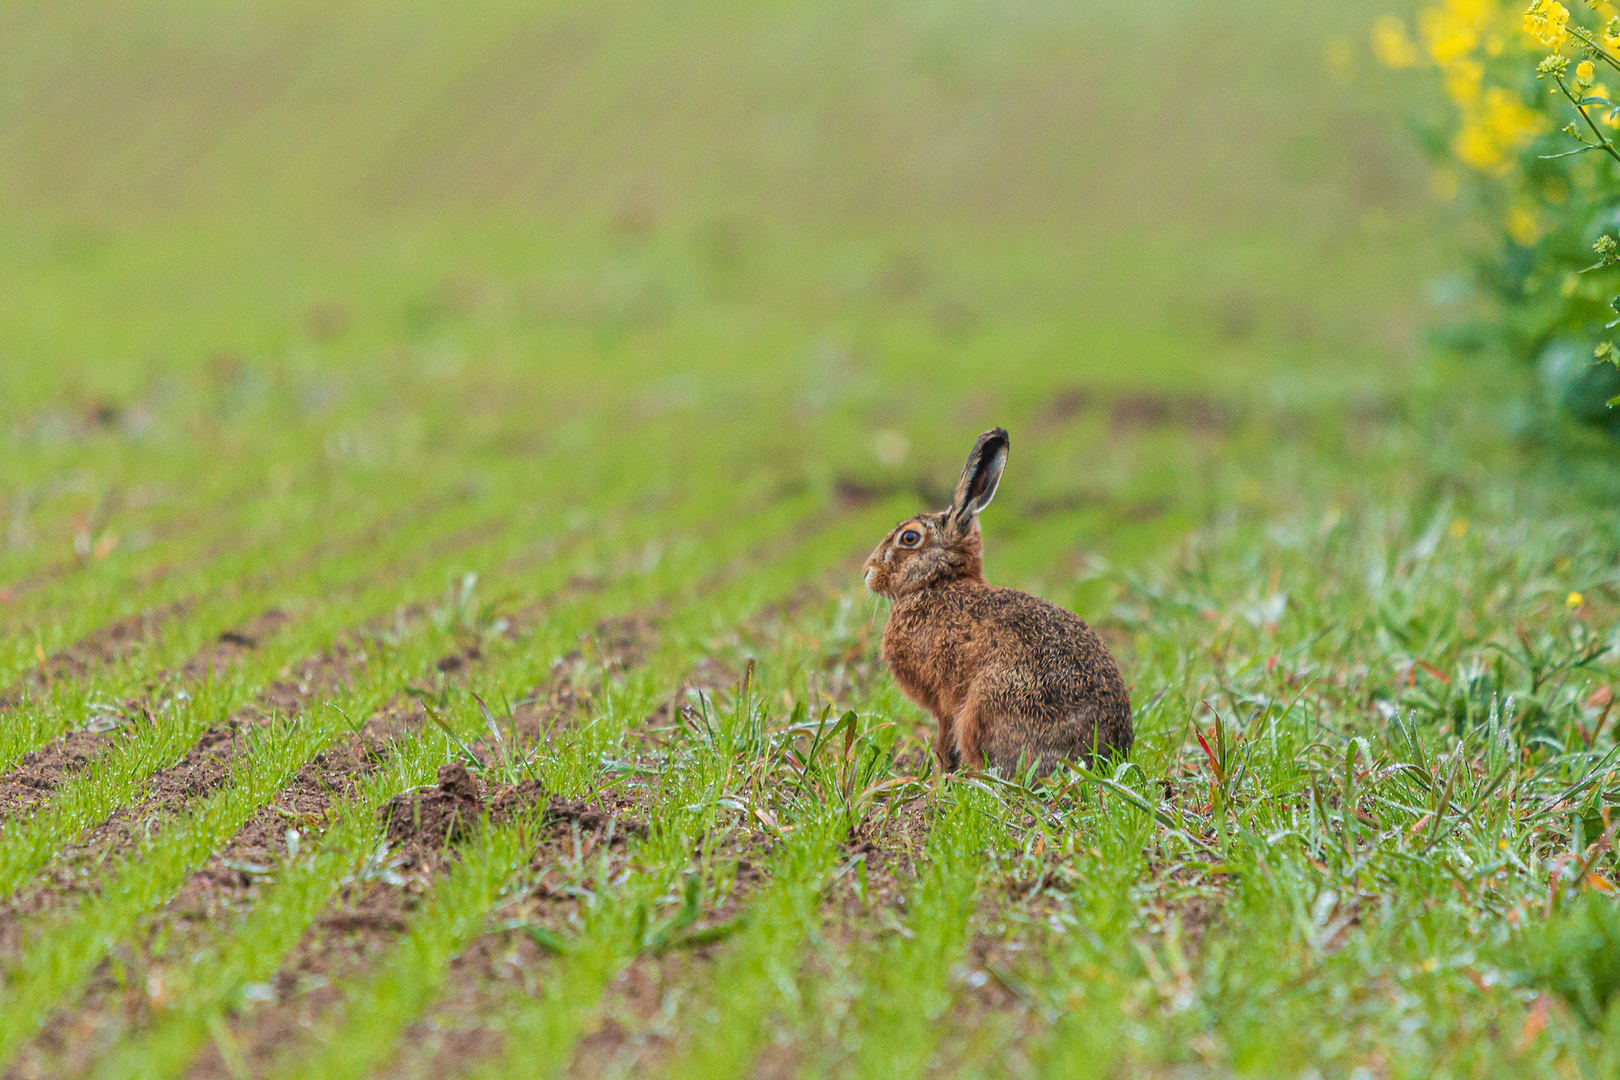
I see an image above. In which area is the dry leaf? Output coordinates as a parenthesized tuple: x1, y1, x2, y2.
(1517, 994, 1550, 1052)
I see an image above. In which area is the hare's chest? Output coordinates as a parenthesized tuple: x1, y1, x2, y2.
(881, 608, 981, 709)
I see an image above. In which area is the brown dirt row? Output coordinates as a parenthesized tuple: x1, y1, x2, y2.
(0, 506, 636, 1077)
(252, 565, 846, 1079)
(0, 490, 502, 829)
(373, 811, 776, 1080)
(0, 588, 631, 981)
(0, 612, 449, 1079)
(0, 482, 494, 737)
(513, 587, 850, 1077)
(2, 612, 502, 1080)
(422, 587, 897, 1080)
(0, 490, 556, 877)
(183, 614, 660, 1080)
(346, 602, 754, 1080)
(637, 809, 1034, 1080)
(539, 576, 1052, 1078)
(6, 539, 846, 1078)
(177, 700, 453, 1080)
(281, 785, 660, 1080)
(0, 610, 393, 974)
(0, 598, 195, 709)
(2, 697, 425, 1080)
(577, 803, 933, 1080)
(0, 608, 290, 827)
(554, 832, 793, 1080)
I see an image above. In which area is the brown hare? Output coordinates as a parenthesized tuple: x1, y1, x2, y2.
(863, 428, 1132, 776)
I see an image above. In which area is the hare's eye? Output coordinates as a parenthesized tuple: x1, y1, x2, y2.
(898, 529, 922, 547)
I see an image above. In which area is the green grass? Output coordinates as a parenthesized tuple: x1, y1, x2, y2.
(2, 0, 1620, 1077)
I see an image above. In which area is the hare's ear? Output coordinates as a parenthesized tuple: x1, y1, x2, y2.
(949, 427, 1008, 529)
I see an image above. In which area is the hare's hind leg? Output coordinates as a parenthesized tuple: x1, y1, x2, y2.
(984, 706, 1080, 778)
(962, 682, 1068, 776)
(953, 676, 1043, 775)
(934, 716, 962, 772)
(953, 693, 989, 772)
(985, 729, 1062, 778)
(957, 683, 1030, 773)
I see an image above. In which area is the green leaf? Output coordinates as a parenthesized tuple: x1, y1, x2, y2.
(408, 692, 483, 771)
(521, 924, 576, 955)
(669, 916, 749, 949)
(644, 876, 706, 953)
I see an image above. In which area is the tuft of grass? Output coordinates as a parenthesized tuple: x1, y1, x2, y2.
(1517, 891, 1620, 1031)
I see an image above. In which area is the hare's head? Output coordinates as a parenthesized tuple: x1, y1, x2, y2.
(863, 427, 1008, 598)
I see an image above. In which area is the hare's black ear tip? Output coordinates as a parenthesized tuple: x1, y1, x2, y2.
(979, 427, 1009, 452)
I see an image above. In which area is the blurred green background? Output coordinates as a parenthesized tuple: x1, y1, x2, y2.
(0, 0, 1447, 597)
(12, 10, 1620, 1075)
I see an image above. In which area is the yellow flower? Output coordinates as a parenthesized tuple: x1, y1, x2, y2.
(1444, 0, 1501, 33)
(1454, 86, 1549, 172)
(1489, 84, 1547, 134)
(1374, 15, 1421, 68)
(1507, 203, 1543, 245)
(1449, 517, 1470, 538)
(1455, 121, 1501, 169)
(1424, 6, 1481, 64)
(1446, 58, 1485, 106)
(1524, 1, 1570, 48)
(1578, 60, 1597, 86)
(1395, 0, 1494, 73)
(1567, 591, 1585, 607)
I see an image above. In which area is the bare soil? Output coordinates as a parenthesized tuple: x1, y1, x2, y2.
(0, 609, 289, 826)
(382, 763, 484, 848)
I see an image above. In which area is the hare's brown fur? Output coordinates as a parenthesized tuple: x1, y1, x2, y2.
(864, 429, 1132, 775)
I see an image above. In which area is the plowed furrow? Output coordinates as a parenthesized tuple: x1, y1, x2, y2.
(4, 597, 634, 1080)
(370, 584, 858, 1080)
(181, 617, 650, 1080)
(0, 610, 291, 826)
(0, 491, 533, 902)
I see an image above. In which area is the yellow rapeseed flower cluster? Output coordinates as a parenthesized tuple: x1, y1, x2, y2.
(1381, 1, 1620, 401)
(1373, 15, 1421, 67)
(1523, 0, 1570, 47)
(1456, 87, 1548, 172)
(1375, 0, 1549, 174)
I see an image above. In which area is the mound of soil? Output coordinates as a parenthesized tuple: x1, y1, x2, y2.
(382, 762, 483, 847)
(489, 780, 650, 841)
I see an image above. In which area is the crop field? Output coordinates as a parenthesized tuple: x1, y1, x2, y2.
(3, 1, 1620, 1077)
